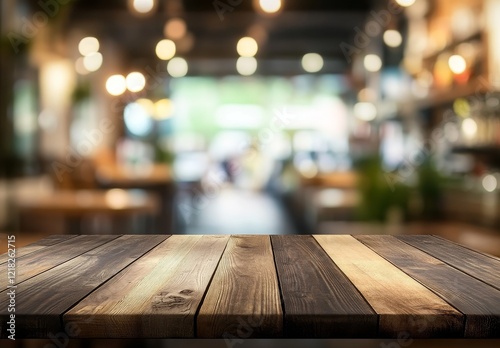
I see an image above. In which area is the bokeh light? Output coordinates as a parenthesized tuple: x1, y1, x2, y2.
(167, 57, 189, 77)
(164, 18, 187, 40)
(448, 55, 467, 74)
(105, 75, 127, 96)
(156, 39, 176, 60)
(302, 53, 324, 73)
(237, 37, 259, 57)
(383, 30, 403, 47)
(236, 57, 258, 76)
(395, 0, 416, 7)
(83, 52, 103, 72)
(364, 54, 382, 72)
(354, 102, 377, 121)
(126, 72, 146, 92)
(257, 0, 282, 14)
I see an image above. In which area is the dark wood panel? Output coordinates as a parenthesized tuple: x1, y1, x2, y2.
(0, 235, 167, 338)
(356, 235, 500, 338)
(271, 235, 377, 338)
(64, 235, 228, 338)
(0, 235, 78, 264)
(398, 235, 500, 291)
(0, 235, 118, 290)
(315, 235, 464, 338)
(197, 236, 282, 338)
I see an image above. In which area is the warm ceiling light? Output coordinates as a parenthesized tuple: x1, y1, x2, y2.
(164, 18, 187, 40)
(237, 37, 258, 57)
(258, 0, 282, 14)
(131, 0, 155, 14)
(395, 0, 416, 7)
(167, 57, 188, 77)
(354, 102, 377, 121)
(383, 30, 403, 48)
(448, 55, 467, 74)
(155, 39, 176, 60)
(154, 99, 174, 120)
(106, 75, 127, 96)
(78, 37, 99, 56)
(302, 53, 324, 73)
(126, 72, 146, 92)
(236, 57, 258, 76)
(75, 57, 89, 75)
(364, 54, 382, 72)
(83, 52, 103, 72)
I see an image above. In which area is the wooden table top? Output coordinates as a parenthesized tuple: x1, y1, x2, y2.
(1, 234, 499, 339)
(96, 164, 172, 187)
(16, 189, 159, 216)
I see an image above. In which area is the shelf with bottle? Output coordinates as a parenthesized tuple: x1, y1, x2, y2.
(401, 0, 493, 111)
(448, 92, 500, 162)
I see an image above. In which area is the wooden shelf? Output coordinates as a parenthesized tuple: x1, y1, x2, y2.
(423, 31, 482, 62)
(421, 78, 492, 108)
(452, 146, 500, 155)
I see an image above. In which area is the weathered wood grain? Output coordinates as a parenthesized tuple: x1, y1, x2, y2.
(0, 235, 167, 338)
(64, 235, 228, 338)
(357, 235, 500, 338)
(314, 235, 464, 338)
(0, 235, 78, 264)
(197, 236, 283, 338)
(272, 235, 377, 338)
(398, 235, 500, 291)
(0, 235, 118, 290)
(3, 234, 500, 339)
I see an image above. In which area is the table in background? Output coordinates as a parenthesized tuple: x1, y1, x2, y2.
(0, 234, 499, 338)
(96, 164, 174, 234)
(16, 189, 159, 234)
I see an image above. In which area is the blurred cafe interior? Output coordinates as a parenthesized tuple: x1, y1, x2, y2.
(1, 0, 500, 257)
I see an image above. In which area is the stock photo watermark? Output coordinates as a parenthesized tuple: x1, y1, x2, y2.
(5, 235, 16, 340)
(340, 1, 404, 63)
(7, 0, 74, 54)
(223, 315, 265, 347)
(43, 291, 108, 348)
(384, 77, 499, 191)
(213, 0, 244, 21)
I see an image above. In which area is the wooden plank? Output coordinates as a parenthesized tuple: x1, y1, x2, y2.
(398, 235, 500, 291)
(197, 236, 283, 338)
(271, 235, 377, 338)
(64, 235, 228, 338)
(0, 235, 167, 338)
(314, 235, 463, 338)
(0, 235, 119, 290)
(0, 235, 78, 264)
(357, 235, 500, 338)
